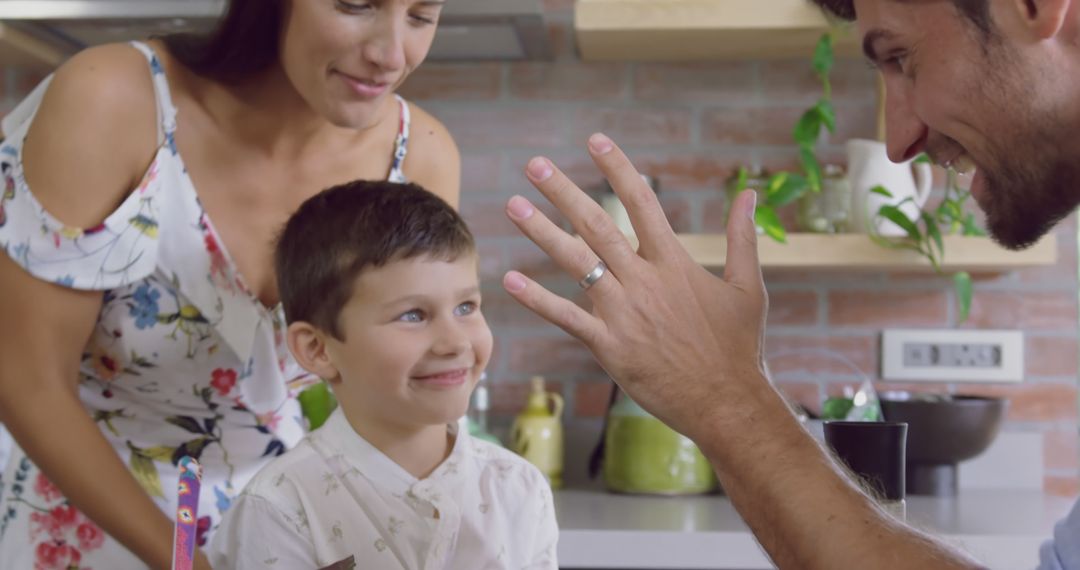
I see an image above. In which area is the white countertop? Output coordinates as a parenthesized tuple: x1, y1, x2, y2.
(554, 488, 1076, 569)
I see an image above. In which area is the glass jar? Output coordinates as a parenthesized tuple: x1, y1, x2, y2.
(797, 165, 851, 233)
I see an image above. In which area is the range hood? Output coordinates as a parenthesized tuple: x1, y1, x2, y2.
(0, 0, 552, 68)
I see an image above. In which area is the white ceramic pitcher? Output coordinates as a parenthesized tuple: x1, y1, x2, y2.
(847, 138, 933, 236)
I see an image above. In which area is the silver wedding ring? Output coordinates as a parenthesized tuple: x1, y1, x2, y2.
(578, 260, 607, 290)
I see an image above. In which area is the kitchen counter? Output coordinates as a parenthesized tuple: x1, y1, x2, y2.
(554, 488, 1075, 569)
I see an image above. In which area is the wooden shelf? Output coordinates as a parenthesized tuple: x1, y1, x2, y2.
(675, 234, 1058, 272)
(0, 23, 69, 68)
(575, 0, 859, 61)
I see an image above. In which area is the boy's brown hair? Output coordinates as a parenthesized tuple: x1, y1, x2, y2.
(274, 180, 474, 340)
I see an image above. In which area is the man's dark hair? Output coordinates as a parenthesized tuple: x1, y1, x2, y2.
(810, 0, 995, 35)
(275, 180, 475, 340)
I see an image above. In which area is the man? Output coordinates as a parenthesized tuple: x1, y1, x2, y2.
(500, 1, 1080, 568)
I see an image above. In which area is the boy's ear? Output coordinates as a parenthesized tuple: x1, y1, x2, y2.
(286, 322, 341, 383)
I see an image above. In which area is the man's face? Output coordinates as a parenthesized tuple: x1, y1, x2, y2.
(854, 0, 1080, 249)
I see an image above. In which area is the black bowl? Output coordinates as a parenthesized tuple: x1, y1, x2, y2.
(879, 394, 1007, 496)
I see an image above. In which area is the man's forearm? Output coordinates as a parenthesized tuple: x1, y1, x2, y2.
(696, 378, 987, 570)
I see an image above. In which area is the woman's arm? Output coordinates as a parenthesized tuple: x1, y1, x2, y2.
(0, 44, 208, 570)
(402, 102, 461, 207)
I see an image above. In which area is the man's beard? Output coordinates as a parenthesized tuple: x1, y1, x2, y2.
(979, 141, 1080, 250)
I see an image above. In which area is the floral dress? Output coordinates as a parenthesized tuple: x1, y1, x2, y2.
(0, 41, 413, 569)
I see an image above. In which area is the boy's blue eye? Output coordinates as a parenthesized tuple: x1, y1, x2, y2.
(454, 302, 478, 317)
(398, 309, 424, 323)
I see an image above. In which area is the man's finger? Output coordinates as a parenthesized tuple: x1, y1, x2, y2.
(502, 271, 606, 349)
(505, 195, 620, 298)
(585, 133, 678, 260)
(524, 156, 638, 276)
(724, 190, 764, 290)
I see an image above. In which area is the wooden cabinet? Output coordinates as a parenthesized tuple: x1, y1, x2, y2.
(575, 0, 859, 61)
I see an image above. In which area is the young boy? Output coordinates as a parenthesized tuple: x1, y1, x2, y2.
(209, 181, 559, 569)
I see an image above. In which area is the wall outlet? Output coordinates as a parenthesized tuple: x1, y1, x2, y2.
(881, 329, 1024, 383)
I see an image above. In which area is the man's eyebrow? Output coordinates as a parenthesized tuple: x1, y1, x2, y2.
(862, 29, 896, 63)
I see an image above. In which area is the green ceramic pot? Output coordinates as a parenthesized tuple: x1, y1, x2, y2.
(603, 396, 717, 495)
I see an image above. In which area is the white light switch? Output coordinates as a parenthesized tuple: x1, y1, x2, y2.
(881, 329, 1024, 383)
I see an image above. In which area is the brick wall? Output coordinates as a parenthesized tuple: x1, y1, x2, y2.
(2, 3, 1076, 496)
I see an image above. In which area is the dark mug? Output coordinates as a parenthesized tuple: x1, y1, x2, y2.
(823, 421, 908, 502)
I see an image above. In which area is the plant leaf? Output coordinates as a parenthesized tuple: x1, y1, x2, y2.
(877, 205, 922, 242)
(954, 271, 973, 324)
(914, 153, 932, 164)
(733, 166, 749, 193)
(767, 173, 810, 207)
(754, 205, 787, 243)
(793, 108, 822, 146)
(963, 213, 986, 237)
(813, 33, 834, 79)
(922, 211, 944, 263)
(130, 452, 165, 499)
(767, 172, 787, 195)
(870, 186, 894, 198)
(816, 99, 836, 133)
(799, 146, 823, 193)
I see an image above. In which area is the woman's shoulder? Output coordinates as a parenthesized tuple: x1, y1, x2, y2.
(15, 42, 160, 229)
(400, 100, 461, 205)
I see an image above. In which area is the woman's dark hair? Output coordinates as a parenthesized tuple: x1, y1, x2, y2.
(161, 0, 285, 80)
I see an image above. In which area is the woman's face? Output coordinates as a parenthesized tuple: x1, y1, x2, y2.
(280, 0, 442, 128)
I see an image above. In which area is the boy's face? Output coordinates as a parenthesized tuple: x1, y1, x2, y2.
(322, 252, 493, 430)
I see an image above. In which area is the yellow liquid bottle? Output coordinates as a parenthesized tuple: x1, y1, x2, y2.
(510, 376, 564, 488)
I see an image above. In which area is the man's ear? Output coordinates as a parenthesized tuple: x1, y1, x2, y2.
(287, 322, 341, 384)
(1004, 0, 1070, 40)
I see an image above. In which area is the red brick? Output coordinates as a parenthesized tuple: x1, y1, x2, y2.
(571, 107, 692, 146)
(482, 294, 558, 329)
(634, 62, 757, 103)
(961, 383, 1078, 422)
(506, 336, 605, 376)
(759, 59, 877, 103)
(503, 241, 570, 280)
(1045, 475, 1080, 498)
(827, 290, 949, 327)
(509, 61, 626, 101)
(964, 291, 1078, 331)
(658, 193, 693, 234)
(459, 197, 565, 239)
(1017, 218, 1078, 284)
(1044, 430, 1080, 471)
(542, 0, 575, 12)
(488, 379, 565, 416)
(575, 381, 618, 418)
(432, 107, 566, 148)
(764, 335, 878, 379)
(398, 63, 502, 101)
(766, 290, 819, 326)
(634, 152, 749, 193)
(476, 242, 504, 283)
(1026, 336, 1079, 378)
(461, 153, 504, 193)
(702, 103, 876, 147)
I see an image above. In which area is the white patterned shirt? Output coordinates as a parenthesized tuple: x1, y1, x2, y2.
(208, 408, 559, 570)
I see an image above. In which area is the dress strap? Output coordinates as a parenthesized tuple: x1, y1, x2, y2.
(387, 95, 411, 183)
(128, 41, 179, 149)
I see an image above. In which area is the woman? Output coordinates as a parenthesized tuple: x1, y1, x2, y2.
(0, 0, 460, 568)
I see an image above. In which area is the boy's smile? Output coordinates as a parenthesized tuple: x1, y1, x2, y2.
(322, 253, 493, 431)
